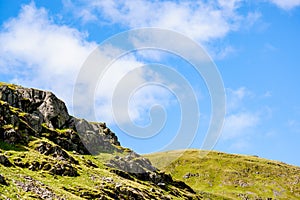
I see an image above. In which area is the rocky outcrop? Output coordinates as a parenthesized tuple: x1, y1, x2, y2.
(107, 152, 196, 195)
(0, 82, 199, 199)
(0, 83, 121, 154)
(35, 141, 78, 164)
(107, 152, 156, 174)
(0, 84, 69, 130)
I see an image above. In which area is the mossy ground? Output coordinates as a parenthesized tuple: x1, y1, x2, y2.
(145, 149, 300, 199)
(0, 138, 199, 199)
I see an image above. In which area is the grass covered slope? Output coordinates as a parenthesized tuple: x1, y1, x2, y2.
(0, 141, 198, 199)
(0, 82, 200, 199)
(145, 149, 300, 199)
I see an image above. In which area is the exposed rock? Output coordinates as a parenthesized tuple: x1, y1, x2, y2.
(183, 172, 199, 179)
(0, 174, 8, 185)
(74, 119, 120, 154)
(40, 125, 89, 154)
(2, 128, 21, 145)
(0, 154, 12, 167)
(0, 83, 121, 155)
(35, 141, 78, 164)
(0, 85, 69, 129)
(109, 169, 134, 181)
(14, 176, 65, 200)
(49, 163, 79, 177)
(84, 159, 98, 168)
(157, 182, 166, 187)
(0, 83, 199, 199)
(107, 152, 156, 174)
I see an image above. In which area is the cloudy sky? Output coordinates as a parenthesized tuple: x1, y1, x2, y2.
(0, 0, 300, 166)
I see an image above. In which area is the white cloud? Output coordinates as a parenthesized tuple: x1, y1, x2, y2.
(226, 87, 253, 111)
(0, 3, 174, 126)
(221, 87, 261, 141)
(222, 112, 260, 140)
(92, 54, 173, 124)
(268, 0, 300, 10)
(0, 3, 96, 104)
(71, 0, 251, 43)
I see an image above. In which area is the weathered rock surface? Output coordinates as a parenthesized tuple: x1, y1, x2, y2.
(107, 152, 196, 195)
(14, 176, 65, 200)
(0, 83, 121, 154)
(0, 154, 12, 167)
(0, 174, 8, 185)
(35, 141, 78, 164)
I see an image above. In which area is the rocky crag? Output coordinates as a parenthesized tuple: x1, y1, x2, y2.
(0, 82, 199, 199)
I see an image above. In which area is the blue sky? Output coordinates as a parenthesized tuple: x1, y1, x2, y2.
(0, 0, 300, 166)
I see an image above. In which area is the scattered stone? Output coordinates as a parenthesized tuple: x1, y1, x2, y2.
(85, 159, 98, 168)
(2, 128, 21, 144)
(49, 163, 78, 177)
(103, 177, 114, 183)
(157, 182, 166, 188)
(14, 176, 65, 200)
(0, 154, 12, 167)
(0, 174, 8, 185)
(183, 172, 199, 179)
(35, 141, 78, 164)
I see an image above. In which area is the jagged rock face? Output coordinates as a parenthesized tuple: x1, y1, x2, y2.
(0, 83, 199, 199)
(0, 83, 121, 154)
(0, 84, 70, 129)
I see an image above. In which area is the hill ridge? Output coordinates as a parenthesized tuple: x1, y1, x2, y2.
(145, 149, 300, 199)
(0, 82, 199, 199)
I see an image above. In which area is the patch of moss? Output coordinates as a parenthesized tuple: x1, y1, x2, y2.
(0, 140, 26, 151)
(0, 82, 19, 90)
(2, 124, 14, 130)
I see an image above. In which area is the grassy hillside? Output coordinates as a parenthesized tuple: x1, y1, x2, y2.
(0, 82, 200, 199)
(145, 149, 300, 199)
(0, 140, 199, 199)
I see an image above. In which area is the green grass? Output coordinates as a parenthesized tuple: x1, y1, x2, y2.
(145, 149, 300, 199)
(0, 141, 27, 151)
(1, 137, 200, 199)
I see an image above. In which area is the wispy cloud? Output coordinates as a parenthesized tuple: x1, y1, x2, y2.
(268, 0, 300, 10)
(0, 3, 173, 126)
(0, 3, 96, 103)
(222, 111, 260, 140)
(220, 87, 265, 148)
(65, 0, 259, 58)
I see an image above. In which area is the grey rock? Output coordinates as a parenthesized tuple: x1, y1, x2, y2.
(0, 174, 8, 185)
(0, 154, 12, 167)
(35, 141, 78, 164)
(14, 176, 65, 200)
(0, 83, 121, 155)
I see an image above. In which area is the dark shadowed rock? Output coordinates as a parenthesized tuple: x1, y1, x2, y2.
(0, 83, 121, 155)
(0, 154, 12, 167)
(35, 141, 78, 164)
(0, 174, 8, 185)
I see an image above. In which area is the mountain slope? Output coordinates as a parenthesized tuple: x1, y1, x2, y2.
(0, 82, 200, 199)
(145, 149, 300, 199)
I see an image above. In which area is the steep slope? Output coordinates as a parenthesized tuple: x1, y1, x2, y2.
(145, 149, 300, 199)
(0, 82, 200, 199)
